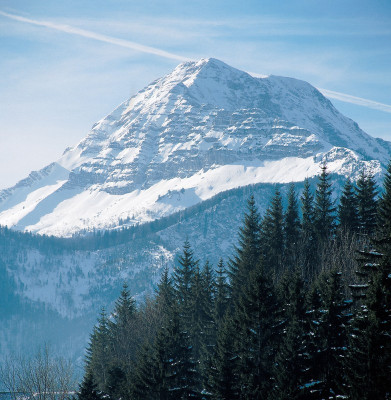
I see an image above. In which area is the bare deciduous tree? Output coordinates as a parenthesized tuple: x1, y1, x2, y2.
(0, 346, 77, 400)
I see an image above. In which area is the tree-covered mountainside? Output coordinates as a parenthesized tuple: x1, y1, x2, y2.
(76, 162, 391, 400)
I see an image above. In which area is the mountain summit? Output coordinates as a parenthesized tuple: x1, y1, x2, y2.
(0, 58, 388, 236)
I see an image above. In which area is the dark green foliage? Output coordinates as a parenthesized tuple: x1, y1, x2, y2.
(173, 240, 198, 326)
(316, 269, 351, 398)
(77, 372, 102, 400)
(300, 179, 317, 278)
(109, 283, 138, 368)
(377, 160, 391, 236)
(262, 188, 284, 275)
(82, 166, 391, 399)
(208, 317, 241, 400)
(356, 169, 378, 235)
(284, 184, 301, 269)
(106, 365, 128, 400)
(85, 308, 111, 392)
(347, 171, 391, 398)
(272, 270, 308, 400)
(228, 195, 261, 302)
(338, 178, 359, 232)
(214, 259, 229, 326)
(314, 164, 336, 239)
(234, 261, 281, 399)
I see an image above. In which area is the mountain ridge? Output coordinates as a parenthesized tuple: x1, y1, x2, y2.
(0, 57, 388, 236)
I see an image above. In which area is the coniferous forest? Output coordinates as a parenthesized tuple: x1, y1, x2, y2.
(78, 163, 391, 400)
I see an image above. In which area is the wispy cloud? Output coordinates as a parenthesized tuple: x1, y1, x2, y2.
(1, 10, 391, 115)
(318, 88, 391, 114)
(0, 10, 192, 62)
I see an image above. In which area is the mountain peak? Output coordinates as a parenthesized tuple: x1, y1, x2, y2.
(0, 58, 388, 236)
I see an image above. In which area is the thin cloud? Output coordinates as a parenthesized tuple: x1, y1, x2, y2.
(0, 10, 192, 62)
(318, 88, 391, 114)
(1, 10, 391, 115)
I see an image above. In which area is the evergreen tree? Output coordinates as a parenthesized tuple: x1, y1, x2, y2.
(314, 164, 336, 240)
(173, 240, 198, 327)
(233, 261, 281, 399)
(377, 160, 391, 236)
(338, 178, 359, 233)
(316, 269, 351, 398)
(356, 169, 378, 235)
(300, 178, 317, 278)
(262, 188, 284, 276)
(272, 270, 308, 400)
(208, 317, 241, 400)
(214, 259, 229, 326)
(155, 266, 175, 326)
(109, 283, 138, 383)
(228, 195, 261, 303)
(284, 184, 301, 269)
(85, 308, 111, 392)
(76, 372, 102, 400)
(347, 165, 391, 399)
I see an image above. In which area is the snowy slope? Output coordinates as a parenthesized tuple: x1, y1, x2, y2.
(0, 58, 387, 236)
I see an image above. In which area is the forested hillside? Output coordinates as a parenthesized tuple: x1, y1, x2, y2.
(79, 163, 391, 400)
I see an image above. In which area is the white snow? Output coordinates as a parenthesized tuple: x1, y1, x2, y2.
(0, 57, 388, 237)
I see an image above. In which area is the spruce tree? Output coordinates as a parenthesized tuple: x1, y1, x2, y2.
(109, 283, 138, 381)
(77, 372, 102, 400)
(284, 184, 301, 269)
(314, 163, 336, 240)
(233, 260, 281, 399)
(155, 266, 175, 324)
(85, 308, 111, 392)
(316, 269, 351, 398)
(347, 165, 391, 399)
(272, 270, 308, 400)
(208, 316, 241, 400)
(214, 259, 229, 326)
(173, 240, 198, 327)
(338, 178, 359, 233)
(377, 160, 391, 235)
(262, 188, 284, 276)
(228, 195, 261, 303)
(300, 178, 317, 278)
(356, 169, 378, 235)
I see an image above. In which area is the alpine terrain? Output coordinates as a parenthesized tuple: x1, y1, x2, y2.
(0, 58, 390, 360)
(0, 58, 388, 236)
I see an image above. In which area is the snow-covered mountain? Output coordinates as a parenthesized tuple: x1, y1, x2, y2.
(0, 58, 388, 236)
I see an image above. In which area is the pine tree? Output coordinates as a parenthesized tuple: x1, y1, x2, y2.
(338, 178, 359, 233)
(284, 184, 301, 269)
(356, 169, 378, 235)
(228, 195, 261, 303)
(76, 372, 102, 400)
(314, 164, 336, 240)
(262, 188, 284, 276)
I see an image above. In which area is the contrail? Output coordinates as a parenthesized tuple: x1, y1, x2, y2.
(0, 10, 192, 62)
(317, 88, 391, 114)
(1, 10, 391, 114)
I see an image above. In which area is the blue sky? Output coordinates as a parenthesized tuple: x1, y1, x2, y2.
(0, 0, 390, 188)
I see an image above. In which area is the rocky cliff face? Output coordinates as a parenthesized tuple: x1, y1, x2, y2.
(0, 58, 387, 236)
